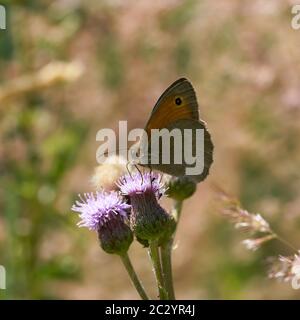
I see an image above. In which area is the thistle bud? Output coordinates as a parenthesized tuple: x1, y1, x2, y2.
(72, 191, 133, 255)
(98, 214, 133, 255)
(165, 176, 196, 201)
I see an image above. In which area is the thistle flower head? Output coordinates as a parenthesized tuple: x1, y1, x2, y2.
(117, 171, 164, 198)
(117, 172, 174, 242)
(72, 191, 130, 230)
(91, 155, 129, 191)
(71, 191, 133, 255)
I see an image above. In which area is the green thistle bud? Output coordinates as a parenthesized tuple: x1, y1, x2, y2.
(98, 218, 133, 255)
(165, 176, 196, 201)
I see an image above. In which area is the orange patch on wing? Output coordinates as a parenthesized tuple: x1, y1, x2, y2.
(145, 95, 194, 135)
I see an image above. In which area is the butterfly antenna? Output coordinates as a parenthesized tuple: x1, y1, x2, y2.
(134, 164, 144, 185)
(126, 161, 133, 180)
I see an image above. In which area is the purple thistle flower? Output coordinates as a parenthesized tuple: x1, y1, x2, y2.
(72, 191, 130, 230)
(117, 172, 174, 242)
(72, 191, 133, 255)
(117, 172, 164, 198)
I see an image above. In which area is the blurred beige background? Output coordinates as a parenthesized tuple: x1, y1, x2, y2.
(0, 0, 300, 299)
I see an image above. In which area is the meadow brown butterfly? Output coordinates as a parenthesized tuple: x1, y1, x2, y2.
(138, 78, 213, 183)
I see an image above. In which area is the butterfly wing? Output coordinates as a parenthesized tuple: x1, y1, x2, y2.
(145, 119, 214, 182)
(140, 78, 213, 182)
(145, 78, 199, 135)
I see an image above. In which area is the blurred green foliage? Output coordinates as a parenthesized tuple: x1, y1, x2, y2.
(1, 102, 87, 298)
(0, 3, 88, 299)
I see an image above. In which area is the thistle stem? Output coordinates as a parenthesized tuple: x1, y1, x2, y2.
(173, 200, 183, 226)
(120, 253, 149, 300)
(160, 241, 175, 299)
(149, 240, 167, 299)
(160, 200, 183, 300)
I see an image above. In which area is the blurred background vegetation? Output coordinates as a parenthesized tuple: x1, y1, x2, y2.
(0, 0, 300, 299)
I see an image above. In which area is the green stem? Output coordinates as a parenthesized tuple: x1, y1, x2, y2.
(160, 200, 183, 300)
(160, 242, 175, 299)
(120, 253, 149, 300)
(173, 200, 183, 225)
(149, 240, 167, 299)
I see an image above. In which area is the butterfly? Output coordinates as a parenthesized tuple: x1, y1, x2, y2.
(137, 77, 214, 183)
